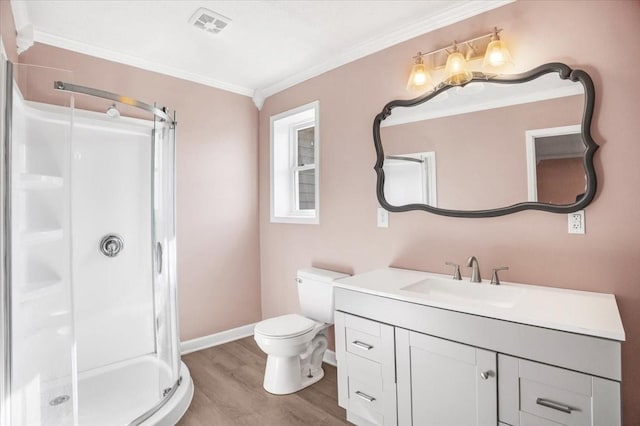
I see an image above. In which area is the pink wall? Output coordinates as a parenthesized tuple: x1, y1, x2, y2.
(381, 95, 583, 209)
(13, 44, 262, 341)
(258, 1, 640, 423)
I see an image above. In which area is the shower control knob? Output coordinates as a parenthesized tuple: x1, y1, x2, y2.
(100, 234, 124, 258)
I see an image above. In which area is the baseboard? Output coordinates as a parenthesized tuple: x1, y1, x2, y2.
(180, 323, 257, 355)
(323, 349, 337, 367)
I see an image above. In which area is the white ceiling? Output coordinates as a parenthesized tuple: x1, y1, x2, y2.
(11, 0, 511, 104)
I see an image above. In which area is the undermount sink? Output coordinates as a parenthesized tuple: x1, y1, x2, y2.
(400, 277, 524, 309)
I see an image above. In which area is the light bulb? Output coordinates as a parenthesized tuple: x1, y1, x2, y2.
(482, 30, 513, 71)
(406, 57, 433, 92)
(413, 64, 427, 85)
(487, 42, 507, 66)
(448, 52, 465, 72)
(444, 49, 473, 86)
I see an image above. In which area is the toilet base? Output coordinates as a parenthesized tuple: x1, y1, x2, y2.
(263, 353, 325, 395)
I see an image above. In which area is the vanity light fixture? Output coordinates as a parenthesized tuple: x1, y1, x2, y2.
(443, 42, 473, 86)
(406, 53, 433, 91)
(482, 27, 514, 70)
(406, 27, 513, 91)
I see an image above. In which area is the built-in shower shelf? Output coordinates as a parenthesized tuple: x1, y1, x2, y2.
(18, 279, 63, 303)
(19, 173, 63, 190)
(21, 228, 63, 245)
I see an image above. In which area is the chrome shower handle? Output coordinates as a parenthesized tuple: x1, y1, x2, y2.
(100, 234, 123, 258)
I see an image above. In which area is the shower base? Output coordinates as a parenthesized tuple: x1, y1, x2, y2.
(78, 355, 193, 426)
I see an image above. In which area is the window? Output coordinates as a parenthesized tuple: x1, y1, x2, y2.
(270, 101, 319, 224)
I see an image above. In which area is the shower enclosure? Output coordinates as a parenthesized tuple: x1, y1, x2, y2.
(0, 59, 193, 425)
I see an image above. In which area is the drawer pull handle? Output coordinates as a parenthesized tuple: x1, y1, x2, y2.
(355, 391, 376, 403)
(351, 340, 374, 350)
(536, 398, 573, 414)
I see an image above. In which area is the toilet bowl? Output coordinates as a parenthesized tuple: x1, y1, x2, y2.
(253, 268, 349, 395)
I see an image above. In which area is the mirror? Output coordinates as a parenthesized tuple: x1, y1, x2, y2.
(374, 63, 598, 217)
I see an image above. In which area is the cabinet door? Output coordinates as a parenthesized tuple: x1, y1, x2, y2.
(396, 328, 497, 426)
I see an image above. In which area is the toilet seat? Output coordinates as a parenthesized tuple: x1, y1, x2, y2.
(254, 314, 318, 339)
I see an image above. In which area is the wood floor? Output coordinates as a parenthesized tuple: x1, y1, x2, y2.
(177, 337, 350, 426)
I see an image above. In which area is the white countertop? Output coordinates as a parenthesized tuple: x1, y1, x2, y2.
(335, 267, 625, 341)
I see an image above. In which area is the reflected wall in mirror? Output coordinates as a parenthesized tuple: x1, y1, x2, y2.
(374, 63, 598, 217)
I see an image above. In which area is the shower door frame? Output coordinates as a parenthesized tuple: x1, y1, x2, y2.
(1, 57, 14, 426)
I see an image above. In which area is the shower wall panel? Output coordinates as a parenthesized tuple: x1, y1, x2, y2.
(10, 88, 75, 426)
(71, 117, 154, 372)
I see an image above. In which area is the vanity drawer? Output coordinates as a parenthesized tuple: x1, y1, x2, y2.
(348, 376, 383, 425)
(346, 351, 385, 425)
(344, 314, 383, 363)
(346, 328, 381, 363)
(499, 354, 620, 426)
(520, 377, 591, 425)
(520, 360, 592, 426)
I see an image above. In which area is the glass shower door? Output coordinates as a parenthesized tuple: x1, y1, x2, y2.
(5, 62, 77, 426)
(151, 110, 181, 403)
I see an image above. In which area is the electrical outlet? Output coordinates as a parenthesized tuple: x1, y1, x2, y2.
(377, 207, 389, 228)
(568, 210, 585, 234)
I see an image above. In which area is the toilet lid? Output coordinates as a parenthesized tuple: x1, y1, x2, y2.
(255, 314, 317, 338)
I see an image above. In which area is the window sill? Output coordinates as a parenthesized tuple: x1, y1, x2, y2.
(270, 215, 319, 225)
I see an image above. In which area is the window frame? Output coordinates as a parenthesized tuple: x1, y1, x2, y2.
(270, 101, 320, 224)
(290, 121, 316, 214)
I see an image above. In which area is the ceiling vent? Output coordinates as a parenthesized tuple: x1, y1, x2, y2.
(189, 8, 231, 35)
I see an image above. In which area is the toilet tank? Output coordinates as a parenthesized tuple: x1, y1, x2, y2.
(297, 268, 350, 324)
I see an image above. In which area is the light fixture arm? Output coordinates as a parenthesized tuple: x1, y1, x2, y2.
(414, 29, 503, 60)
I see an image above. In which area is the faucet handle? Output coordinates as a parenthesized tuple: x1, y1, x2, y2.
(445, 261, 462, 280)
(490, 266, 509, 285)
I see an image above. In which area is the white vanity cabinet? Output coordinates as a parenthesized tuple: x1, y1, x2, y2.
(333, 269, 624, 426)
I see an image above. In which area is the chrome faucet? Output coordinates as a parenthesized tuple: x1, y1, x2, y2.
(466, 256, 482, 283)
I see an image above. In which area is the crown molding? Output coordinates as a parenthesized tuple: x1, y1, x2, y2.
(10, 0, 30, 31)
(259, 0, 514, 98)
(33, 30, 255, 98)
(10, 0, 34, 54)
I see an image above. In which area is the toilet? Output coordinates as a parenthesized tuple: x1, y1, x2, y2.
(254, 267, 349, 394)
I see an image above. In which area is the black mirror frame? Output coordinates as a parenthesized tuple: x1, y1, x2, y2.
(373, 63, 598, 218)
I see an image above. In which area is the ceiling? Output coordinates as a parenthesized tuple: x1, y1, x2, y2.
(11, 0, 511, 105)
